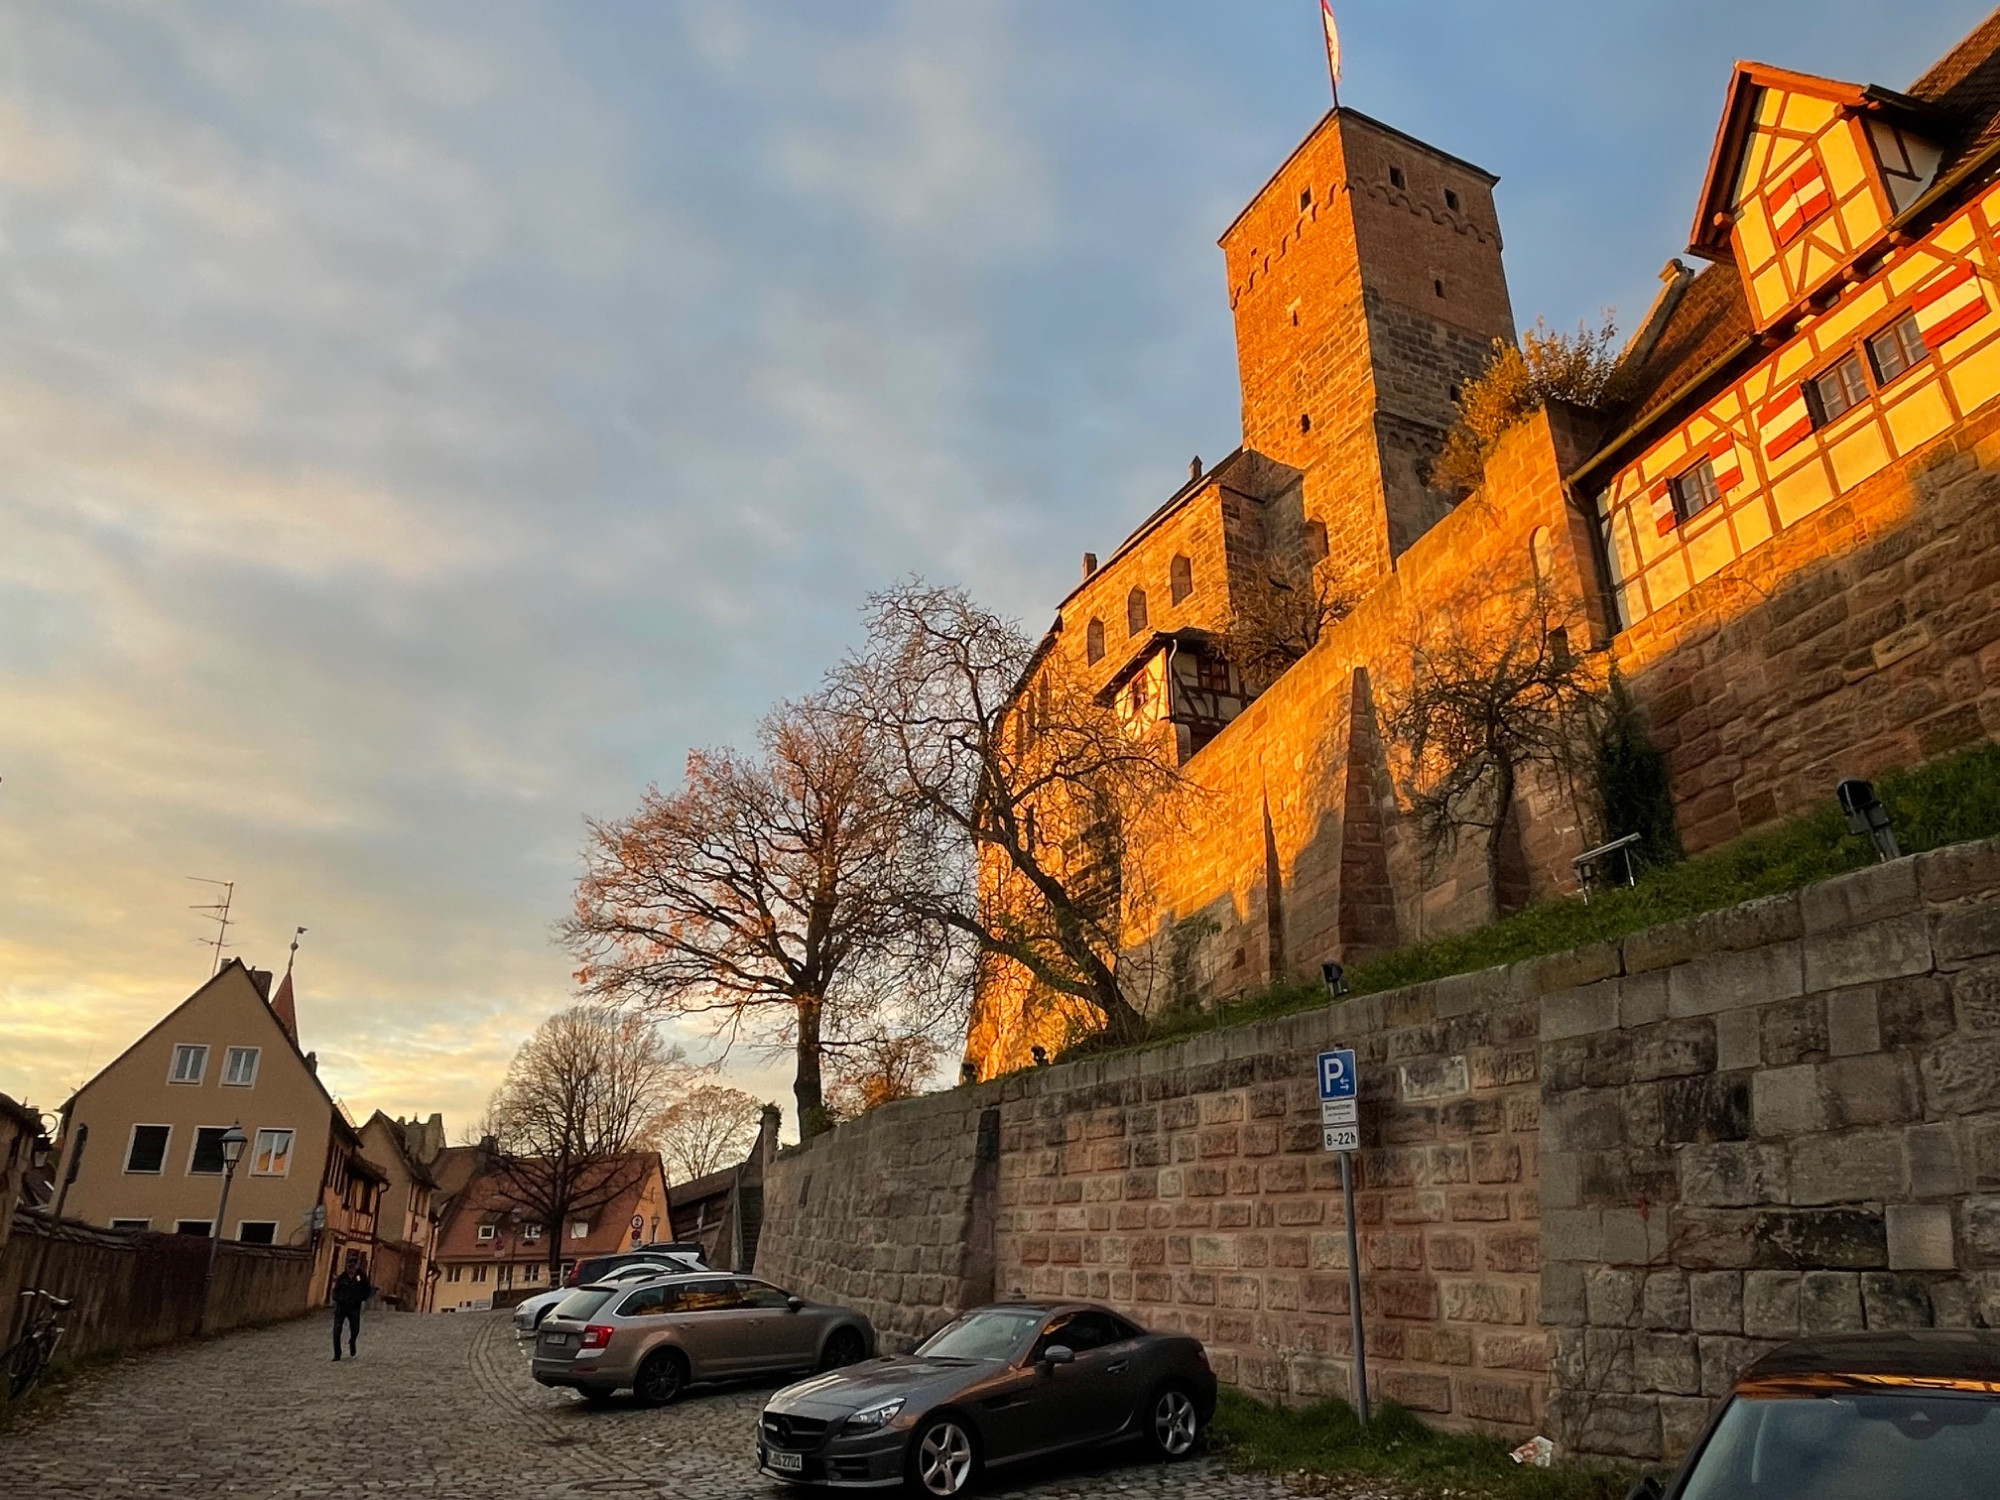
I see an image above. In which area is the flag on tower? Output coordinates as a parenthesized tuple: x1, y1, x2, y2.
(1322, 0, 1342, 91)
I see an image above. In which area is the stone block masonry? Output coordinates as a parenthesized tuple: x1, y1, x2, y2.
(758, 835, 2000, 1461)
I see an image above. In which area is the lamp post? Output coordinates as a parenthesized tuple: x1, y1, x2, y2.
(194, 1123, 249, 1336)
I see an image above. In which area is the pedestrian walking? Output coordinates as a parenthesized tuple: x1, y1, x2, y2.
(331, 1260, 373, 1361)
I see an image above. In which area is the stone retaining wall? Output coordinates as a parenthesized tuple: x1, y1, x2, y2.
(756, 835, 2000, 1460)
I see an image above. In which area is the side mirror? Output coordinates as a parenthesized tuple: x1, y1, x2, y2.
(1622, 1479, 1664, 1500)
(1041, 1344, 1074, 1371)
(787, 1296, 804, 1312)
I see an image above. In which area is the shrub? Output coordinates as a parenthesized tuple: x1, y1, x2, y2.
(1433, 315, 1620, 494)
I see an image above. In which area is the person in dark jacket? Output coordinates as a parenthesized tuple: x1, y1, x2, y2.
(331, 1263, 373, 1360)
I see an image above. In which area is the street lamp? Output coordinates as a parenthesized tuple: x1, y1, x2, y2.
(193, 1123, 249, 1336)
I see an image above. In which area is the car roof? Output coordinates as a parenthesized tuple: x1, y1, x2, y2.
(577, 1270, 721, 1292)
(1738, 1332, 2000, 1394)
(967, 1301, 1135, 1322)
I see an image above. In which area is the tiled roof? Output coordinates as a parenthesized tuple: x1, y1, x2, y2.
(434, 1153, 663, 1260)
(1909, 6, 2000, 172)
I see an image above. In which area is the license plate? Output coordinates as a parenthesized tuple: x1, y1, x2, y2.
(766, 1450, 803, 1473)
(543, 1334, 576, 1349)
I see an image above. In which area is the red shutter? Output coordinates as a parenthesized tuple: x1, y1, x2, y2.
(1707, 433, 1744, 492)
(1911, 262, 1989, 347)
(1760, 386, 1813, 459)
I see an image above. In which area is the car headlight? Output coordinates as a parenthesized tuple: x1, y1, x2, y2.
(844, 1398, 904, 1431)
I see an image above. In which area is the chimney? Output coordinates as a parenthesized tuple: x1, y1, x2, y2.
(304, 1050, 318, 1074)
(1081, 552, 1098, 580)
(1189, 455, 1202, 481)
(247, 968, 273, 1001)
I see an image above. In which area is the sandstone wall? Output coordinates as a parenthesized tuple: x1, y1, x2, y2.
(761, 838, 2000, 1461)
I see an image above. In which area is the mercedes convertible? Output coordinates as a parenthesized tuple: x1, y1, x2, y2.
(755, 1301, 1215, 1496)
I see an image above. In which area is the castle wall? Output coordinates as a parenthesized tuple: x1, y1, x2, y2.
(1614, 397, 2000, 852)
(760, 838, 2000, 1462)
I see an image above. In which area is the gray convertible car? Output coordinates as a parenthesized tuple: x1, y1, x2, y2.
(755, 1301, 1216, 1496)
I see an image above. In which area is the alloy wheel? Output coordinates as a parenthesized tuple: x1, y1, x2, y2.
(821, 1330, 864, 1371)
(1152, 1388, 1199, 1457)
(634, 1352, 685, 1407)
(914, 1419, 974, 1496)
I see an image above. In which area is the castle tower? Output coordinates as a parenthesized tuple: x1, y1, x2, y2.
(1221, 109, 1515, 578)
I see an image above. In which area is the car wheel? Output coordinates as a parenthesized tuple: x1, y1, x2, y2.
(906, 1415, 976, 1498)
(1145, 1384, 1202, 1460)
(631, 1349, 688, 1408)
(819, 1328, 866, 1372)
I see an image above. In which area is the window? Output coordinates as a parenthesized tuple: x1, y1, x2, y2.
(676, 1280, 747, 1312)
(446, 1264, 463, 1283)
(1808, 352, 1870, 425)
(1434, 279, 1446, 299)
(169, 1044, 208, 1085)
(1033, 1309, 1135, 1359)
(1867, 313, 1928, 385)
(109, 1218, 151, 1231)
(570, 1220, 590, 1240)
(188, 1126, 230, 1175)
(222, 1047, 260, 1087)
(1298, 186, 1312, 211)
(236, 1221, 277, 1244)
(1670, 460, 1722, 524)
(477, 1223, 496, 1242)
(124, 1124, 170, 1175)
(1085, 617, 1105, 664)
(1196, 656, 1232, 694)
(251, 1128, 293, 1177)
(524, 1263, 541, 1282)
(472, 1264, 487, 1283)
(1389, 165, 1406, 190)
(736, 1279, 795, 1309)
(1445, 188, 1461, 212)
(174, 1220, 213, 1237)
(1126, 588, 1148, 636)
(1169, 554, 1193, 605)
(618, 1283, 680, 1317)
(524, 1224, 542, 1242)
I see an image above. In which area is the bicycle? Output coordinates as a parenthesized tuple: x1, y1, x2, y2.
(4, 1288, 72, 1400)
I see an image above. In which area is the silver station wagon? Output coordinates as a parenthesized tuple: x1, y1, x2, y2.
(531, 1272, 875, 1406)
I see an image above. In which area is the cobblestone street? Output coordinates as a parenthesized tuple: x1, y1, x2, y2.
(3, 1312, 1306, 1499)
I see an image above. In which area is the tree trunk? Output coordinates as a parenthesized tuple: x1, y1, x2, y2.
(547, 1226, 563, 1285)
(1484, 758, 1517, 923)
(794, 993, 826, 1139)
(1086, 960, 1147, 1044)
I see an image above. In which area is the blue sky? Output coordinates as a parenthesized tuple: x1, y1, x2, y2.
(0, 0, 1984, 1136)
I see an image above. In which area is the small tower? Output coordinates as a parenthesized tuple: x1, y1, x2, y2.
(1221, 109, 1515, 578)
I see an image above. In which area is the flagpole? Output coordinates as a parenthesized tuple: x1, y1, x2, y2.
(1321, 1, 1342, 113)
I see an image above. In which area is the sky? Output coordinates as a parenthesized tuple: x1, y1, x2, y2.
(0, 0, 1987, 1140)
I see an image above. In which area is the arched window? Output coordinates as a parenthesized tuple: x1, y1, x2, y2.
(1529, 526, 1554, 583)
(1304, 519, 1329, 564)
(1127, 588, 1149, 636)
(1086, 617, 1106, 663)
(1169, 554, 1193, 605)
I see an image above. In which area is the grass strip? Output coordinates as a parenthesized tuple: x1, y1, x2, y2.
(1211, 1387, 1631, 1499)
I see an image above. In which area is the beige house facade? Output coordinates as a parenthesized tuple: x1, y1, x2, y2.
(58, 961, 366, 1278)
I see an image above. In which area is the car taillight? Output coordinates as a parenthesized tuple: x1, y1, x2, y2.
(581, 1325, 614, 1350)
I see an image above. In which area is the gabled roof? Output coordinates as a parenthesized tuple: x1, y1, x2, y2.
(359, 1109, 437, 1190)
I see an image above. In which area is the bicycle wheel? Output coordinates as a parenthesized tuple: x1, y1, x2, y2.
(5, 1330, 53, 1400)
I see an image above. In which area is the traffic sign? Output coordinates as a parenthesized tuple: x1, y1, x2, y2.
(1323, 1124, 1360, 1152)
(1320, 1098, 1357, 1126)
(1318, 1048, 1357, 1100)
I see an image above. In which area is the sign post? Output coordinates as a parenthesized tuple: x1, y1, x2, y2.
(1318, 1048, 1369, 1424)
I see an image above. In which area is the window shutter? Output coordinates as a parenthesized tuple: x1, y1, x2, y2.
(1707, 433, 1744, 492)
(1759, 385, 1813, 459)
(1647, 478, 1676, 537)
(1911, 262, 1989, 347)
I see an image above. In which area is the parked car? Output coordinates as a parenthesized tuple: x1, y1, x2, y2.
(532, 1272, 874, 1407)
(755, 1301, 1215, 1496)
(1625, 1330, 2000, 1500)
(570, 1242, 706, 1287)
(510, 1256, 705, 1334)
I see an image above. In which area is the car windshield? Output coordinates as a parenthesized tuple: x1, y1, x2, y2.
(1679, 1392, 2000, 1500)
(915, 1308, 1047, 1362)
(549, 1288, 614, 1322)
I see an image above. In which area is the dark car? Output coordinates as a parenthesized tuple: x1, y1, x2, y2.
(1627, 1330, 2000, 1500)
(755, 1301, 1216, 1496)
(569, 1243, 706, 1287)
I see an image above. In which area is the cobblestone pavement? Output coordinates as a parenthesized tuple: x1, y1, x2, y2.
(3, 1311, 1324, 1499)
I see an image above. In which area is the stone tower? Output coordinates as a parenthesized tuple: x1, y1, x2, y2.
(1221, 109, 1515, 578)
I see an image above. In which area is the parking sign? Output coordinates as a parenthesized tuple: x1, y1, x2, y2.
(1318, 1049, 1359, 1152)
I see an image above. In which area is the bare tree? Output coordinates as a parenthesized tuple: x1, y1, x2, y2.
(835, 581, 1187, 1047)
(652, 1084, 765, 1184)
(1220, 562, 1358, 693)
(480, 1005, 684, 1281)
(563, 694, 948, 1140)
(1384, 576, 1603, 920)
(825, 1031, 942, 1120)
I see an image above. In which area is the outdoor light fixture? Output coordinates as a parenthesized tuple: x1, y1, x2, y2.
(1836, 777, 1902, 862)
(1030, 1045, 1050, 1067)
(1322, 960, 1349, 998)
(194, 1122, 251, 1336)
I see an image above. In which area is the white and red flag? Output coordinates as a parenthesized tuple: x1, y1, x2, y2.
(1322, 0, 1343, 92)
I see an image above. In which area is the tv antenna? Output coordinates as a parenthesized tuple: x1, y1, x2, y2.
(188, 877, 236, 977)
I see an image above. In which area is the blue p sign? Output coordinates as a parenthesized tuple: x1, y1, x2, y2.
(1318, 1048, 1357, 1100)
